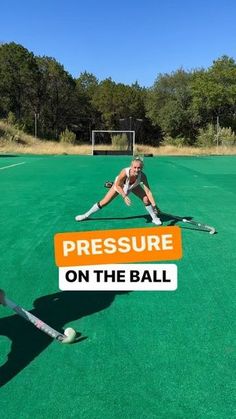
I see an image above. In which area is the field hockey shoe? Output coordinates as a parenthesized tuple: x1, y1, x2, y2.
(152, 216, 162, 226)
(75, 214, 88, 221)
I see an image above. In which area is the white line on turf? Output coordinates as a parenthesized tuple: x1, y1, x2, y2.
(0, 162, 26, 170)
(203, 185, 218, 188)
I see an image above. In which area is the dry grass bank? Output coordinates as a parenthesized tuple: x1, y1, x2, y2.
(136, 144, 236, 156)
(1, 141, 236, 156)
(0, 139, 92, 155)
(1, 120, 236, 156)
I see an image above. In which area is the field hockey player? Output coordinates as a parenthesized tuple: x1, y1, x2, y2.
(75, 156, 162, 226)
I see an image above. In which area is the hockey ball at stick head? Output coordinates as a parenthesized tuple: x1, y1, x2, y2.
(62, 327, 77, 344)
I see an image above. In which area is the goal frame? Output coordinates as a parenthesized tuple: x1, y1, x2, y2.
(91, 130, 135, 155)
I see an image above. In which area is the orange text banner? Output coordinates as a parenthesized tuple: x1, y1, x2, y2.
(54, 226, 182, 267)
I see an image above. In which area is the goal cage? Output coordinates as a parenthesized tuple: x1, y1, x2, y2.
(91, 130, 135, 155)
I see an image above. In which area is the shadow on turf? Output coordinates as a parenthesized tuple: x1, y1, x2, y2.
(82, 213, 185, 227)
(82, 213, 211, 233)
(0, 154, 19, 158)
(161, 212, 190, 226)
(0, 291, 129, 387)
(82, 214, 152, 222)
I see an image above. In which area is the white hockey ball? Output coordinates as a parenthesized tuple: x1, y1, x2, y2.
(62, 327, 77, 344)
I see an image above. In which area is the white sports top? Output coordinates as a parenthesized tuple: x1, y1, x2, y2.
(114, 167, 142, 194)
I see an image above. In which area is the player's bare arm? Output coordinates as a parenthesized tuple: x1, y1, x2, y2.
(114, 170, 131, 206)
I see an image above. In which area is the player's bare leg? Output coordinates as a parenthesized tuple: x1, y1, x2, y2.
(75, 187, 119, 221)
(132, 186, 162, 226)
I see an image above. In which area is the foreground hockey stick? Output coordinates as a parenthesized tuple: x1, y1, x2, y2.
(1, 294, 77, 344)
(161, 212, 216, 235)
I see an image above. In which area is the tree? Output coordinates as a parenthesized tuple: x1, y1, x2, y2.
(73, 72, 100, 140)
(35, 56, 76, 138)
(92, 79, 147, 131)
(0, 42, 39, 126)
(191, 56, 236, 130)
(76, 71, 98, 98)
(146, 69, 198, 142)
(91, 78, 117, 127)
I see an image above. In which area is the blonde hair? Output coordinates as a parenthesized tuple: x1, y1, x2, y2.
(132, 155, 144, 163)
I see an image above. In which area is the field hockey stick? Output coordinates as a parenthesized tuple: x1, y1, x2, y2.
(2, 295, 77, 344)
(161, 212, 216, 235)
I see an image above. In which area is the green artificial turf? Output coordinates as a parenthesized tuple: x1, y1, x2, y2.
(0, 155, 235, 418)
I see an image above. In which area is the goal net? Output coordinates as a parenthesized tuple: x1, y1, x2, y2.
(91, 130, 135, 155)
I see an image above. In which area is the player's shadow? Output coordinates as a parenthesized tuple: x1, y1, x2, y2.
(0, 291, 129, 387)
(84, 214, 151, 222)
(84, 213, 194, 228)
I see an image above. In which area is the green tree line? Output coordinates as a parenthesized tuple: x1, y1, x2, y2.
(0, 42, 236, 145)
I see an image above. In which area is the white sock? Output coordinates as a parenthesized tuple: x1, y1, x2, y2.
(84, 203, 100, 218)
(145, 204, 156, 219)
(145, 205, 162, 225)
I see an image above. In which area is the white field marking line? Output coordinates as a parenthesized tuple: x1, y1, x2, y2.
(203, 185, 218, 188)
(0, 161, 26, 170)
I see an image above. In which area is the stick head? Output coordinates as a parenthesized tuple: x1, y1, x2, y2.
(62, 327, 77, 344)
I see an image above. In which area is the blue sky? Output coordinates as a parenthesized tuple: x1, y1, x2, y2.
(1, 0, 236, 86)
